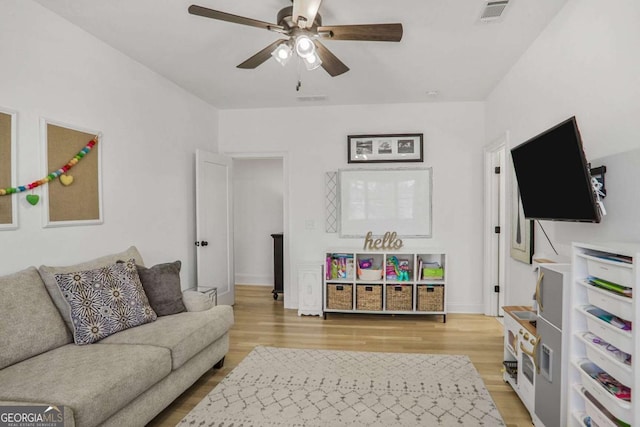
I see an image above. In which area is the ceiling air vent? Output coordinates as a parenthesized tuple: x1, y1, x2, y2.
(480, 0, 510, 22)
(297, 95, 328, 102)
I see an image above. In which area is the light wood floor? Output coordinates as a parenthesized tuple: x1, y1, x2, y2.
(148, 285, 532, 426)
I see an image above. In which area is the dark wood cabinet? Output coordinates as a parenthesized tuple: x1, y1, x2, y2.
(271, 233, 283, 300)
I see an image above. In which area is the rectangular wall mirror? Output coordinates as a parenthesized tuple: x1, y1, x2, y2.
(338, 168, 432, 238)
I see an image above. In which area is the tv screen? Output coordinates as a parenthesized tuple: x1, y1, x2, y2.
(510, 116, 601, 223)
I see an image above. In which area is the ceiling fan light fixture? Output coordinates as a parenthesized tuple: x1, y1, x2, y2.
(271, 43, 292, 66)
(295, 35, 315, 59)
(303, 52, 322, 70)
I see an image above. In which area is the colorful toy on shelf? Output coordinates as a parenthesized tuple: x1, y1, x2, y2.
(386, 256, 409, 281)
(359, 258, 373, 269)
(327, 253, 354, 280)
(331, 258, 339, 279)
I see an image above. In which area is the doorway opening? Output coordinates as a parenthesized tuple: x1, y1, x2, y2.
(231, 154, 288, 305)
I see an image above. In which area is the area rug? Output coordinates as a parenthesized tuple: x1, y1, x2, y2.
(179, 346, 505, 426)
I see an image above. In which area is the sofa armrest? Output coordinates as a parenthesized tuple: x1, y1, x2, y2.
(0, 401, 75, 427)
(182, 290, 215, 312)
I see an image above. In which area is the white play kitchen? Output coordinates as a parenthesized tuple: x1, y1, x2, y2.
(503, 262, 571, 427)
(503, 241, 638, 427)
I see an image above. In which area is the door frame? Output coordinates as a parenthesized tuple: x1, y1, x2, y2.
(226, 151, 292, 308)
(483, 132, 508, 316)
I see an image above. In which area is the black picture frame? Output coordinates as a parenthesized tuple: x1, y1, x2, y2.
(347, 133, 424, 163)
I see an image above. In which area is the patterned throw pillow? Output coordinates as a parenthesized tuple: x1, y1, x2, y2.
(54, 259, 157, 345)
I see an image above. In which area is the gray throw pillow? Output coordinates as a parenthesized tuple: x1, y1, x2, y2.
(54, 259, 157, 345)
(136, 261, 186, 316)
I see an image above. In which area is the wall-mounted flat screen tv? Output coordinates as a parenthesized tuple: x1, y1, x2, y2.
(510, 116, 601, 223)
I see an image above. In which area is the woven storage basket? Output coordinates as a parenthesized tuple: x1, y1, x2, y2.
(326, 284, 353, 310)
(386, 284, 413, 311)
(356, 284, 383, 310)
(417, 285, 444, 311)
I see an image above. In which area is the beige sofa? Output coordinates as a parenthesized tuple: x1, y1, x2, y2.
(0, 246, 234, 427)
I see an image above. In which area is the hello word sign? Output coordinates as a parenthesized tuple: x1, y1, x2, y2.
(363, 231, 404, 250)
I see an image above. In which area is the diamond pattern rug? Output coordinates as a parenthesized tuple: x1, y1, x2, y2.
(179, 346, 505, 426)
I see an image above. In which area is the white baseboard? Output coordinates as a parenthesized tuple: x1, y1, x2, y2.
(235, 273, 272, 286)
(444, 303, 485, 314)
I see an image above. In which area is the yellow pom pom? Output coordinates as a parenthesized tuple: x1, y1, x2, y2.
(0, 189, 6, 196)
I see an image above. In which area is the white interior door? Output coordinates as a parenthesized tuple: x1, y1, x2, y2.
(196, 150, 234, 306)
(483, 134, 507, 316)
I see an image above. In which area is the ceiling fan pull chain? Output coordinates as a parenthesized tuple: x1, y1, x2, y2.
(296, 56, 303, 91)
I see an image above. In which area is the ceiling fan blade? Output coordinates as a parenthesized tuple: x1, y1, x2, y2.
(292, 0, 323, 28)
(318, 24, 403, 42)
(237, 39, 288, 69)
(188, 5, 285, 32)
(313, 41, 349, 77)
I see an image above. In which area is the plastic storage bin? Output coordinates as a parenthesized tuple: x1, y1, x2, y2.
(579, 305, 632, 354)
(575, 360, 632, 425)
(586, 256, 634, 288)
(577, 332, 632, 388)
(584, 283, 632, 320)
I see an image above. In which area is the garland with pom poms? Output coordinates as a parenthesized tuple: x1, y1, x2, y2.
(0, 137, 97, 196)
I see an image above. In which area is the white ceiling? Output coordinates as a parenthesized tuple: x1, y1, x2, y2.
(34, 0, 568, 110)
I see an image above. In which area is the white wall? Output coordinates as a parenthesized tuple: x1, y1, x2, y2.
(220, 102, 485, 312)
(233, 158, 284, 285)
(0, 1, 218, 289)
(486, 0, 640, 305)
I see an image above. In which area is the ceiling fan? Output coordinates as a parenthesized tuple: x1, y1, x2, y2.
(188, 0, 403, 77)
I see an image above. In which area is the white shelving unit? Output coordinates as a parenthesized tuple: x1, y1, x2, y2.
(322, 251, 446, 322)
(568, 242, 639, 427)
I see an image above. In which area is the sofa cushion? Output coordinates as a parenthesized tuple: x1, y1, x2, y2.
(0, 343, 171, 427)
(0, 267, 72, 370)
(136, 261, 186, 316)
(54, 260, 157, 345)
(100, 305, 234, 370)
(38, 246, 144, 332)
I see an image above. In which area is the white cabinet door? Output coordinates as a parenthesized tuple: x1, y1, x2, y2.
(297, 263, 323, 316)
(196, 150, 234, 306)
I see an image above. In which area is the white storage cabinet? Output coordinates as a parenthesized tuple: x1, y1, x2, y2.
(568, 242, 639, 427)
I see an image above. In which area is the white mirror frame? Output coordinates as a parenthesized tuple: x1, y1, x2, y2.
(0, 107, 18, 230)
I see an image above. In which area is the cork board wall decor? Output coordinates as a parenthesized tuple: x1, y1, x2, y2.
(43, 121, 102, 227)
(0, 110, 17, 229)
